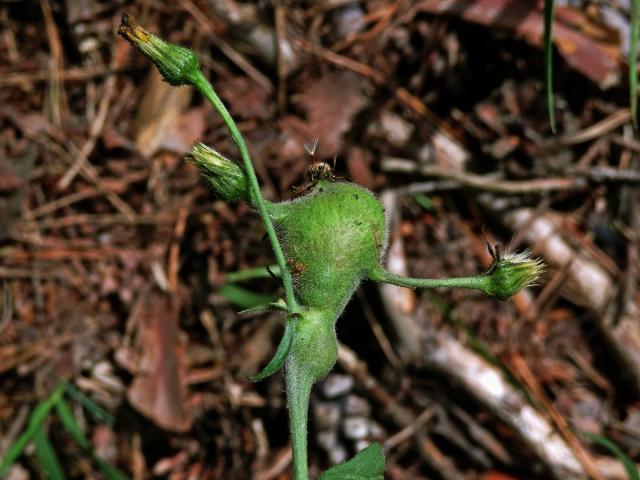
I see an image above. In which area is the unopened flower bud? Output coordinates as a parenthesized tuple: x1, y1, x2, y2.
(187, 142, 250, 202)
(118, 13, 200, 86)
(483, 250, 545, 300)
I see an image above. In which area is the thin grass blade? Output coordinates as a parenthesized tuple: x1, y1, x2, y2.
(579, 431, 639, 480)
(55, 399, 90, 449)
(544, 0, 557, 133)
(60, 380, 114, 425)
(219, 283, 278, 309)
(33, 426, 67, 480)
(0, 385, 64, 475)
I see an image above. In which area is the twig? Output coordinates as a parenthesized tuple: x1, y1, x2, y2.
(556, 109, 632, 147)
(177, 0, 274, 92)
(58, 18, 124, 189)
(383, 407, 435, 451)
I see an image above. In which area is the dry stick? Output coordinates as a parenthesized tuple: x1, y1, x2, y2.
(556, 109, 632, 147)
(0, 66, 124, 86)
(57, 20, 123, 190)
(356, 289, 403, 368)
(29, 170, 150, 219)
(336, 343, 466, 479)
(274, 2, 288, 113)
(177, 0, 273, 92)
(40, 0, 66, 128)
(6, 113, 136, 219)
(508, 353, 605, 480)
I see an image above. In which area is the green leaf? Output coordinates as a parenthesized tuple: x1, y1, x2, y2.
(631, 0, 639, 128)
(92, 456, 130, 480)
(225, 265, 280, 282)
(56, 399, 130, 480)
(319, 443, 385, 480)
(411, 193, 434, 211)
(0, 385, 64, 476)
(60, 380, 114, 425)
(219, 283, 278, 309)
(55, 399, 90, 449)
(33, 426, 67, 480)
(544, 0, 557, 133)
(579, 431, 639, 480)
(248, 316, 295, 381)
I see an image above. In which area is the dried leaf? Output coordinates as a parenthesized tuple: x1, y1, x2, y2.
(126, 292, 192, 432)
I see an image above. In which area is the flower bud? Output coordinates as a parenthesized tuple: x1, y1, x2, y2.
(483, 250, 545, 300)
(187, 142, 250, 202)
(118, 13, 200, 86)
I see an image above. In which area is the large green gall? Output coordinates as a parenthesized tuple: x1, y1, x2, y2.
(268, 179, 389, 314)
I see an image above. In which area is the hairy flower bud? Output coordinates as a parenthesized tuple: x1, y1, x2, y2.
(483, 250, 545, 300)
(187, 142, 250, 202)
(118, 13, 200, 86)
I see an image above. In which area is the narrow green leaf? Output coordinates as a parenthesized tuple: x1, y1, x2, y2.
(33, 426, 67, 480)
(319, 443, 385, 480)
(544, 0, 557, 133)
(579, 431, 639, 480)
(92, 456, 130, 480)
(0, 385, 64, 475)
(248, 316, 295, 381)
(55, 399, 90, 449)
(56, 399, 130, 480)
(60, 380, 114, 425)
(225, 265, 280, 282)
(411, 193, 434, 211)
(219, 283, 278, 309)
(631, 0, 640, 128)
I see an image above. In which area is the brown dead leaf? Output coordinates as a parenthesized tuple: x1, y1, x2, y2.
(291, 71, 368, 154)
(132, 70, 193, 157)
(123, 291, 193, 432)
(217, 76, 273, 120)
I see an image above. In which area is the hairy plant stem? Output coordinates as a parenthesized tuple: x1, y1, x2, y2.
(191, 71, 300, 317)
(285, 360, 312, 480)
(370, 267, 489, 293)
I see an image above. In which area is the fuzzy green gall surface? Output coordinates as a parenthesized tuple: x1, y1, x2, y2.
(268, 180, 388, 314)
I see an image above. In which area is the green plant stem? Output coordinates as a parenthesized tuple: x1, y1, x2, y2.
(285, 359, 313, 480)
(370, 267, 489, 293)
(191, 71, 300, 317)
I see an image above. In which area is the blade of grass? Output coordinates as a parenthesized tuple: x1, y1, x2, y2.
(579, 431, 639, 480)
(33, 425, 67, 480)
(0, 385, 64, 475)
(55, 399, 130, 480)
(631, 0, 639, 128)
(92, 456, 130, 480)
(59, 380, 114, 425)
(225, 265, 280, 283)
(219, 283, 279, 309)
(55, 398, 90, 449)
(544, 0, 557, 133)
